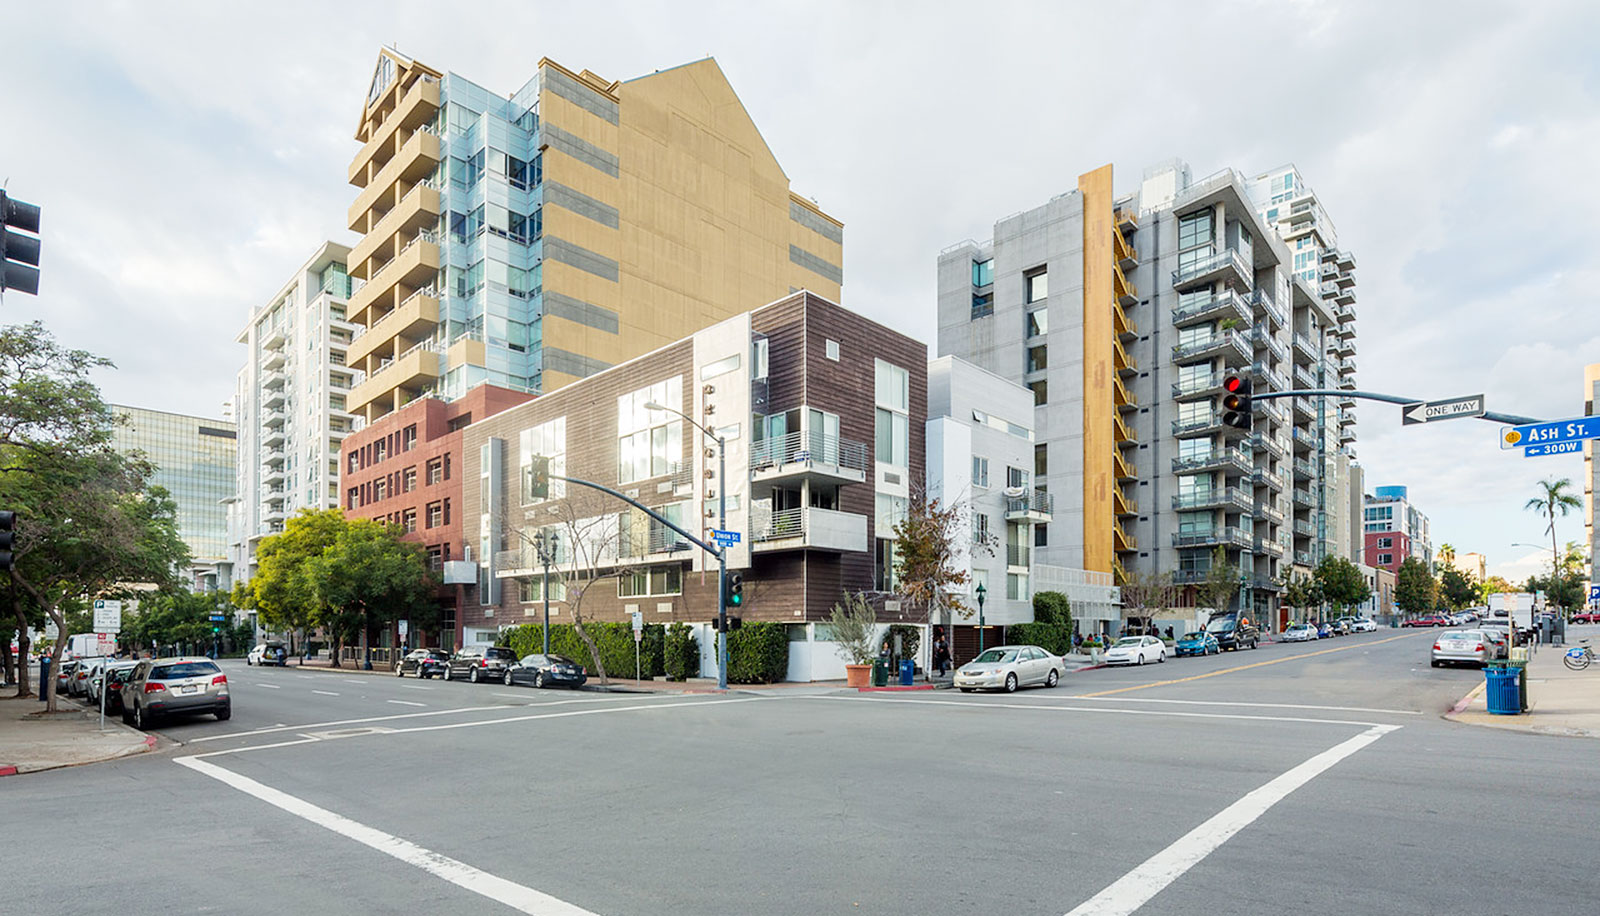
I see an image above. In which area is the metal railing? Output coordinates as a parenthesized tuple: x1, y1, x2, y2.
(1172, 447, 1251, 475)
(1171, 247, 1252, 289)
(1251, 328, 1289, 363)
(1171, 289, 1250, 326)
(1006, 488, 1054, 516)
(1172, 527, 1251, 549)
(1172, 415, 1222, 436)
(1171, 487, 1252, 513)
(1249, 289, 1287, 328)
(1006, 544, 1031, 567)
(749, 430, 868, 472)
(1172, 373, 1222, 398)
(1172, 329, 1250, 365)
(753, 506, 805, 542)
(1253, 362, 1291, 393)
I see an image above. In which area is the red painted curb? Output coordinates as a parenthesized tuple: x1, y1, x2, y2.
(1071, 664, 1108, 672)
(144, 736, 157, 749)
(0, 765, 18, 777)
(1447, 685, 1482, 716)
(858, 684, 936, 692)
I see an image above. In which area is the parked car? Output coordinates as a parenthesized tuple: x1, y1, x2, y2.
(1205, 614, 1259, 651)
(1326, 618, 1352, 636)
(1104, 635, 1166, 667)
(1173, 631, 1219, 657)
(954, 644, 1063, 692)
(1350, 617, 1378, 633)
(88, 660, 137, 705)
(1282, 623, 1318, 643)
(1572, 611, 1600, 624)
(69, 658, 102, 697)
(395, 648, 451, 679)
(1431, 630, 1495, 668)
(1316, 621, 1334, 638)
(246, 643, 289, 666)
(1478, 628, 1509, 659)
(442, 646, 518, 683)
(54, 659, 79, 696)
(1403, 616, 1451, 628)
(99, 664, 138, 715)
(121, 657, 230, 729)
(504, 653, 588, 689)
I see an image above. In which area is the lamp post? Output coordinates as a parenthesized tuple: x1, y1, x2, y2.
(975, 582, 987, 653)
(534, 530, 558, 657)
(645, 399, 729, 690)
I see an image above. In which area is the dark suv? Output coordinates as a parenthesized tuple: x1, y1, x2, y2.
(1205, 614, 1260, 651)
(395, 648, 451, 679)
(443, 646, 517, 683)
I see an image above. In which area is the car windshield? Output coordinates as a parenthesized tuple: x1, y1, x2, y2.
(485, 648, 515, 660)
(1288, 624, 1310, 631)
(971, 649, 1015, 663)
(150, 661, 220, 680)
(1114, 638, 1143, 648)
(549, 655, 576, 665)
(1439, 631, 1476, 640)
(1180, 632, 1206, 641)
(1205, 620, 1235, 633)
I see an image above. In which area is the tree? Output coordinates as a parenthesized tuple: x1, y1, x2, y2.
(827, 591, 878, 665)
(3, 446, 189, 711)
(1437, 543, 1456, 570)
(1525, 477, 1582, 579)
(125, 589, 227, 656)
(1394, 557, 1437, 615)
(1315, 556, 1370, 613)
(1278, 571, 1322, 623)
(893, 487, 990, 631)
(1118, 569, 1174, 632)
(1438, 567, 1478, 611)
(307, 519, 438, 667)
(1478, 575, 1514, 603)
(233, 508, 346, 660)
(1195, 547, 1240, 614)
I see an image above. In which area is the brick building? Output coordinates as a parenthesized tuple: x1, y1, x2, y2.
(341, 383, 534, 650)
(461, 292, 926, 680)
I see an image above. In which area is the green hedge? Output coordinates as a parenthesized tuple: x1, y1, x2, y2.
(1006, 621, 1073, 655)
(500, 622, 665, 679)
(664, 622, 700, 681)
(726, 622, 788, 684)
(1033, 591, 1073, 627)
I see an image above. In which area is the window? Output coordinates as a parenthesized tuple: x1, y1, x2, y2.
(617, 565, 683, 598)
(1025, 268, 1048, 303)
(520, 577, 566, 603)
(874, 538, 897, 591)
(348, 452, 361, 474)
(1026, 345, 1047, 373)
(1177, 210, 1215, 272)
(874, 360, 910, 467)
(426, 502, 443, 529)
(1176, 324, 1214, 349)
(825, 339, 840, 361)
(1177, 401, 1213, 426)
(971, 292, 993, 319)
(1029, 379, 1048, 406)
(520, 417, 566, 502)
(403, 467, 417, 493)
(1007, 572, 1029, 601)
(1034, 443, 1047, 478)
(972, 512, 990, 545)
(752, 337, 769, 380)
(1177, 511, 1214, 535)
(374, 477, 388, 501)
(1377, 536, 1393, 549)
(701, 354, 740, 380)
(427, 458, 443, 485)
(401, 425, 417, 452)
(972, 259, 994, 288)
(618, 377, 684, 483)
(402, 509, 417, 533)
(1007, 466, 1028, 489)
(1027, 309, 1048, 338)
(875, 493, 908, 539)
(972, 456, 990, 488)
(1034, 523, 1048, 548)
(1378, 553, 1394, 566)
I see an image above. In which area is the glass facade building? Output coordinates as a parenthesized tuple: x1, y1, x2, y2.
(110, 405, 237, 587)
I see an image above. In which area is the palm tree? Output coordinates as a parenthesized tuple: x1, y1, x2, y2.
(1437, 543, 1456, 570)
(1524, 477, 1582, 577)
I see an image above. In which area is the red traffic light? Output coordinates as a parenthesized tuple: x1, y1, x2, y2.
(1224, 376, 1245, 393)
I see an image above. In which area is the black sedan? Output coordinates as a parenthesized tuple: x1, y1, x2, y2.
(395, 648, 450, 679)
(503, 654, 588, 689)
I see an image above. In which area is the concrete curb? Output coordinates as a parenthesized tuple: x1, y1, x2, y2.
(858, 684, 936, 693)
(0, 721, 159, 777)
(1447, 682, 1486, 717)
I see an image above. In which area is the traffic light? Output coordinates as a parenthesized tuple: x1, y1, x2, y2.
(529, 455, 549, 500)
(0, 510, 14, 571)
(1, 191, 42, 296)
(726, 616, 742, 632)
(1221, 375, 1253, 431)
(725, 573, 744, 609)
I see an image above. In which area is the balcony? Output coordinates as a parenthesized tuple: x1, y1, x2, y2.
(1249, 434, 1287, 461)
(1292, 333, 1319, 364)
(262, 369, 286, 391)
(751, 506, 868, 554)
(1171, 290, 1251, 329)
(1294, 519, 1317, 538)
(348, 181, 443, 281)
(1171, 247, 1252, 291)
(1114, 488, 1138, 517)
(262, 428, 286, 449)
(1172, 330, 1251, 367)
(1113, 336, 1138, 376)
(1251, 328, 1289, 364)
(348, 127, 444, 234)
(750, 431, 869, 486)
(1256, 500, 1284, 524)
(1115, 206, 1138, 234)
(1005, 488, 1054, 523)
(1113, 230, 1138, 272)
(1172, 569, 1208, 586)
(1336, 250, 1356, 271)
(1333, 285, 1356, 306)
(347, 343, 445, 417)
(1291, 426, 1318, 453)
(1292, 487, 1317, 508)
(1114, 302, 1138, 341)
(618, 525, 697, 564)
(1333, 336, 1355, 358)
(1293, 396, 1316, 420)
(1335, 270, 1355, 289)
(1252, 468, 1286, 491)
(1114, 525, 1138, 553)
(1250, 289, 1288, 329)
(349, 75, 441, 186)
(261, 326, 287, 351)
(1293, 457, 1318, 480)
(1114, 375, 1138, 412)
(1172, 414, 1223, 438)
(261, 407, 285, 429)
(347, 231, 441, 328)
(1254, 538, 1286, 557)
(1173, 527, 1251, 550)
(1171, 447, 1251, 477)
(1254, 397, 1289, 426)
(1335, 318, 1356, 337)
(1172, 487, 1252, 513)
(1293, 364, 1319, 389)
(261, 466, 285, 486)
(1172, 372, 1224, 401)
(1006, 544, 1031, 569)
(1294, 550, 1315, 566)
(1253, 362, 1291, 393)
(348, 288, 441, 368)
(1113, 266, 1138, 306)
(1114, 412, 1138, 446)
(1337, 374, 1357, 391)
(1340, 426, 1357, 445)
(1114, 450, 1136, 482)
(261, 349, 286, 371)
(262, 388, 286, 410)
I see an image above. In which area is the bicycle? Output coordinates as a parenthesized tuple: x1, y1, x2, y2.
(1563, 639, 1594, 671)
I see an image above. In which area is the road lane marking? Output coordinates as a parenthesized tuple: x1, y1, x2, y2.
(393, 697, 765, 736)
(386, 700, 425, 707)
(400, 685, 431, 690)
(805, 695, 1388, 728)
(175, 756, 598, 916)
(1063, 724, 1399, 916)
(311, 690, 340, 697)
(494, 692, 529, 699)
(1076, 632, 1420, 697)
(1060, 696, 1422, 715)
(254, 684, 281, 689)
(341, 679, 365, 684)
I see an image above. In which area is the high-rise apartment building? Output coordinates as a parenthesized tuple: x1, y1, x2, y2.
(1362, 485, 1432, 575)
(344, 49, 843, 425)
(1585, 362, 1599, 592)
(109, 405, 237, 592)
(937, 160, 1355, 625)
(227, 242, 360, 582)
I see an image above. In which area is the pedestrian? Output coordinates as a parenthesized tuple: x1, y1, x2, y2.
(932, 634, 950, 676)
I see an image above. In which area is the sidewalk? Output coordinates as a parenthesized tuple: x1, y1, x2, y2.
(0, 694, 156, 776)
(1445, 643, 1600, 738)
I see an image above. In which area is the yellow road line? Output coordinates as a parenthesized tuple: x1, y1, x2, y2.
(1076, 632, 1421, 697)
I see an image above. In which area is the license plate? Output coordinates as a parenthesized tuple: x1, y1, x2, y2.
(182, 685, 200, 694)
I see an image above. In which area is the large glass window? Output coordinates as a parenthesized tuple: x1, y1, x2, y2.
(1177, 438, 1213, 460)
(1026, 309, 1048, 338)
(618, 564, 683, 598)
(519, 417, 566, 503)
(1177, 401, 1213, 426)
(1177, 210, 1215, 272)
(1026, 345, 1047, 373)
(874, 359, 909, 467)
(617, 377, 685, 483)
(1025, 269, 1048, 303)
(1177, 511, 1215, 535)
(972, 259, 994, 288)
(972, 456, 989, 489)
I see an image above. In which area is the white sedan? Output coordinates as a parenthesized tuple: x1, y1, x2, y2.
(1282, 623, 1318, 642)
(1104, 635, 1165, 666)
(954, 645, 1064, 693)
(1350, 618, 1379, 633)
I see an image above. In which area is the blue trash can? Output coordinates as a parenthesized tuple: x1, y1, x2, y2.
(39, 656, 50, 702)
(898, 659, 915, 686)
(1484, 667, 1520, 715)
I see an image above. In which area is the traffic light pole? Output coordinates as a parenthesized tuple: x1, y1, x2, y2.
(716, 434, 727, 690)
(1251, 388, 1541, 426)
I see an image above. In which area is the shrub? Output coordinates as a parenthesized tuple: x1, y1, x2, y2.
(1006, 621, 1072, 655)
(1033, 591, 1073, 628)
(886, 624, 921, 664)
(726, 622, 788, 684)
(664, 622, 700, 681)
(500, 622, 665, 679)
(828, 591, 878, 664)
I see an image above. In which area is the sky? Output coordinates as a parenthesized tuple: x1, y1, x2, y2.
(5, 1, 1598, 585)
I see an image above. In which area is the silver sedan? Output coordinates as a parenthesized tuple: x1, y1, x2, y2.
(1431, 630, 1494, 668)
(954, 645, 1063, 693)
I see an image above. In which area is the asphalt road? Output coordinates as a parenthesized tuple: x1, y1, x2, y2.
(8, 631, 1598, 916)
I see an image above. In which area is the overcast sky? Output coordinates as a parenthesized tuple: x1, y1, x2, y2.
(6, 1, 1598, 585)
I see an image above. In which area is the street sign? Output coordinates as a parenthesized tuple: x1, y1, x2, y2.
(1500, 415, 1600, 451)
(398, 619, 409, 637)
(208, 615, 227, 622)
(631, 611, 643, 641)
(92, 600, 122, 633)
(1402, 395, 1484, 426)
(1589, 585, 1600, 602)
(710, 528, 741, 546)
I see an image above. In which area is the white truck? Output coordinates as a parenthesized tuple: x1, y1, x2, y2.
(1487, 592, 1539, 632)
(65, 632, 116, 658)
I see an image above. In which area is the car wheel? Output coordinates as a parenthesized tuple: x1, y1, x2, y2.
(1136, 653, 1144, 666)
(133, 703, 152, 731)
(469, 668, 480, 684)
(535, 673, 545, 689)
(245, 657, 252, 666)
(1158, 650, 1165, 663)
(442, 667, 452, 681)
(395, 664, 405, 677)
(1046, 669, 1059, 688)
(216, 707, 231, 721)
(503, 670, 514, 686)
(1430, 660, 1440, 668)
(959, 687, 973, 693)
(1004, 673, 1018, 693)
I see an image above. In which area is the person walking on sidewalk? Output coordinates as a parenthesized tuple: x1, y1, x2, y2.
(932, 634, 951, 677)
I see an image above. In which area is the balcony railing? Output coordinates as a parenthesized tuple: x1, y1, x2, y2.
(749, 430, 869, 473)
(1172, 373, 1223, 399)
(1294, 519, 1317, 538)
(1294, 458, 1318, 479)
(1251, 328, 1289, 364)
(1252, 469, 1286, 491)
(1172, 415, 1223, 437)
(1171, 247, 1252, 290)
(1171, 447, 1251, 476)
(1172, 527, 1251, 549)
(1249, 289, 1287, 328)
(1250, 434, 1287, 461)
(1292, 488, 1317, 507)
(1252, 362, 1291, 393)
(1006, 544, 1031, 568)
(1005, 488, 1054, 517)
(1172, 330, 1251, 366)
(1171, 290, 1250, 328)
(1171, 487, 1252, 513)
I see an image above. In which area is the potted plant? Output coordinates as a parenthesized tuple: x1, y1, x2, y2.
(829, 591, 878, 687)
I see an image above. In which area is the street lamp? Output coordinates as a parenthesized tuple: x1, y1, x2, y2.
(533, 530, 559, 657)
(645, 398, 730, 690)
(975, 582, 987, 653)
